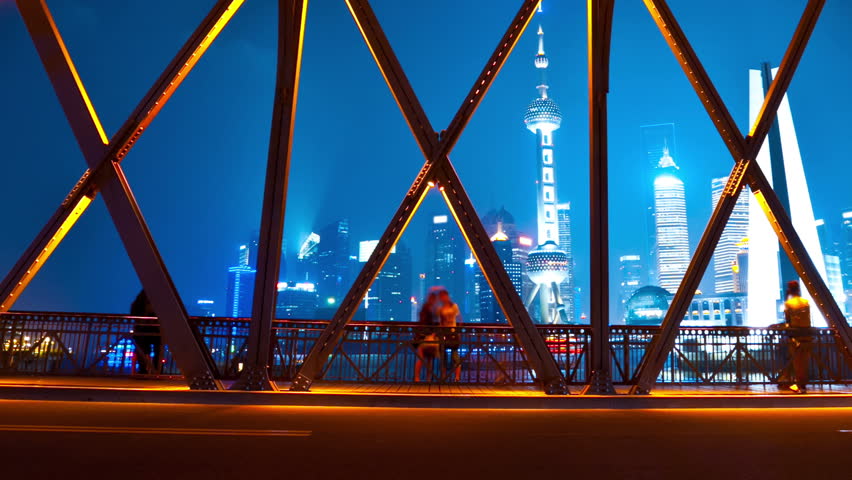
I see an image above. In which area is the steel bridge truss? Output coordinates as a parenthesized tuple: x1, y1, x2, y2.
(629, 0, 852, 394)
(2, 0, 249, 389)
(5, 0, 849, 395)
(290, 0, 568, 395)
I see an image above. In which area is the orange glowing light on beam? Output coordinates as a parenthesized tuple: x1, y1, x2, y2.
(138, 0, 245, 132)
(345, 0, 431, 151)
(39, 4, 108, 145)
(0, 194, 93, 312)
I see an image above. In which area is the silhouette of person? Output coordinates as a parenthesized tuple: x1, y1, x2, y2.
(437, 289, 462, 382)
(783, 280, 812, 394)
(414, 291, 440, 382)
(131, 290, 160, 375)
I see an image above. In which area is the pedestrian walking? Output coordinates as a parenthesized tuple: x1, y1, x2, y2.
(131, 290, 161, 375)
(783, 280, 812, 394)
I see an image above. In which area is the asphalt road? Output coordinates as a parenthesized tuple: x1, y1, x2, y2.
(1, 400, 850, 479)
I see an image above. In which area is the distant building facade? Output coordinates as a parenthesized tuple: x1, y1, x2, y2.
(276, 282, 318, 319)
(478, 228, 523, 323)
(360, 241, 412, 322)
(618, 255, 643, 322)
(654, 148, 690, 293)
(317, 219, 352, 306)
(640, 123, 678, 286)
(711, 176, 750, 293)
(427, 214, 465, 301)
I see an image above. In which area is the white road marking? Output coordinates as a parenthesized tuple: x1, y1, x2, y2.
(0, 425, 311, 437)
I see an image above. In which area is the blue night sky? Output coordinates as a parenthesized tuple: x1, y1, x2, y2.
(1, 0, 850, 315)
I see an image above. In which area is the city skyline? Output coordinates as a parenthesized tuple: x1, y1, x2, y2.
(2, 1, 851, 317)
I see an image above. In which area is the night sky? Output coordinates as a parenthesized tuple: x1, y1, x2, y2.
(1, 0, 850, 315)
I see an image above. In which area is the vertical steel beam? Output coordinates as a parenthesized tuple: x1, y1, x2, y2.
(13, 0, 245, 389)
(585, 0, 616, 394)
(630, 0, 849, 394)
(2, 0, 244, 313)
(292, 0, 566, 392)
(232, 0, 308, 391)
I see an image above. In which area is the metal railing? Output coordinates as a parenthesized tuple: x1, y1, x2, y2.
(1, 312, 850, 386)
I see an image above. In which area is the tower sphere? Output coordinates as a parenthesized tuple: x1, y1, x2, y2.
(524, 97, 562, 133)
(526, 241, 569, 285)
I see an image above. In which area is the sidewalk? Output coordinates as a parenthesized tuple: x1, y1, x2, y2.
(1, 376, 851, 409)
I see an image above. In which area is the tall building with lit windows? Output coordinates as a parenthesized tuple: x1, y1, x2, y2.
(815, 219, 846, 316)
(641, 123, 678, 286)
(523, 25, 570, 324)
(317, 219, 352, 306)
(842, 210, 852, 293)
(618, 255, 643, 321)
(654, 148, 690, 293)
(557, 203, 576, 322)
(359, 240, 412, 322)
(226, 244, 256, 318)
(478, 225, 524, 323)
(711, 177, 750, 293)
(427, 214, 465, 301)
(747, 63, 827, 325)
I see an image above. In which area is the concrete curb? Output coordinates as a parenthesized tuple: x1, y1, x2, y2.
(2, 385, 852, 409)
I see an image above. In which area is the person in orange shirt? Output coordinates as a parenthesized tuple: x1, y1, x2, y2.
(783, 280, 812, 394)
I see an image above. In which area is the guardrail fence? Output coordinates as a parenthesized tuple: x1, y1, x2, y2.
(2, 312, 850, 386)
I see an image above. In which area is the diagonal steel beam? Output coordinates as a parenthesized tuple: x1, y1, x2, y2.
(289, 158, 438, 391)
(11, 0, 245, 389)
(434, 157, 567, 394)
(292, 0, 566, 393)
(585, 0, 616, 394)
(344, 0, 438, 159)
(630, 0, 850, 394)
(1, 0, 244, 314)
(231, 0, 309, 391)
(439, 0, 541, 155)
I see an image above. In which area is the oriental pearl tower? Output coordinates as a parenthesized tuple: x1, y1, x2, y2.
(524, 25, 569, 324)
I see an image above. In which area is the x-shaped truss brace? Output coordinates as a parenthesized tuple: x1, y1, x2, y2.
(289, 0, 568, 394)
(2, 0, 246, 389)
(631, 0, 852, 394)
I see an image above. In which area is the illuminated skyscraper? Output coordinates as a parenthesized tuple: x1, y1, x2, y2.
(195, 299, 216, 317)
(747, 64, 827, 325)
(816, 219, 846, 315)
(654, 148, 690, 293)
(296, 232, 320, 282)
(275, 282, 318, 319)
(359, 240, 412, 322)
(557, 203, 576, 322)
(711, 176, 750, 293)
(640, 123, 678, 285)
(523, 25, 569, 324)
(427, 214, 465, 300)
(317, 219, 352, 306)
(618, 255, 643, 322)
(842, 210, 852, 292)
(478, 226, 523, 323)
(226, 244, 256, 318)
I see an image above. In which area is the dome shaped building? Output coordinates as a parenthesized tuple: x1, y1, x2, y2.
(625, 286, 671, 326)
